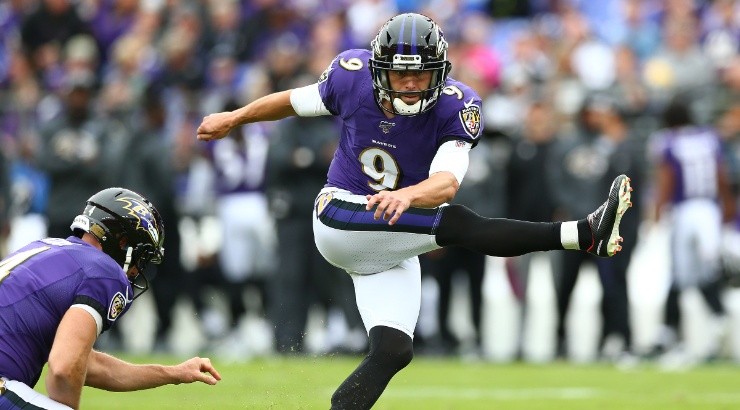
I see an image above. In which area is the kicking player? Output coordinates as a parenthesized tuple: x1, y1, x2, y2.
(198, 13, 631, 409)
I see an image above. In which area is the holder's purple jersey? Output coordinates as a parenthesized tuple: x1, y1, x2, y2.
(652, 126, 723, 204)
(0, 236, 131, 387)
(318, 49, 483, 195)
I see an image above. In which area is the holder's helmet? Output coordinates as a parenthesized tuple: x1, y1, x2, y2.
(369, 13, 452, 116)
(70, 187, 164, 299)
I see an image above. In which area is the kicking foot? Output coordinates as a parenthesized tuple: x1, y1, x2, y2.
(586, 174, 633, 257)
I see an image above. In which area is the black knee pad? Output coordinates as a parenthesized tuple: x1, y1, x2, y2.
(436, 204, 478, 247)
(368, 326, 414, 371)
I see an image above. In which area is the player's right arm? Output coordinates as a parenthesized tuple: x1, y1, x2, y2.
(84, 350, 221, 391)
(197, 90, 295, 141)
(196, 82, 332, 141)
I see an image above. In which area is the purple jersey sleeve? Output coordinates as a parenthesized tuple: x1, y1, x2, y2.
(435, 76, 484, 143)
(316, 49, 483, 196)
(317, 49, 372, 117)
(0, 236, 130, 387)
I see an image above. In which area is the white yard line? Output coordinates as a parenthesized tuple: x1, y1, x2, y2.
(369, 388, 740, 404)
(334, 387, 604, 400)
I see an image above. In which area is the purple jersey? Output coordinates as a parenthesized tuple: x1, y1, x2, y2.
(653, 126, 723, 203)
(318, 49, 483, 196)
(0, 236, 131, 387)
(206, 123, 271, 196)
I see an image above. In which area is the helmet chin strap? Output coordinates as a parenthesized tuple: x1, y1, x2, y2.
(392, 97, 423, 115)
(122, 246, 133, 272)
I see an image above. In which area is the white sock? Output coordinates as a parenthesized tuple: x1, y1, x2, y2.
(560, 221, 580, 250)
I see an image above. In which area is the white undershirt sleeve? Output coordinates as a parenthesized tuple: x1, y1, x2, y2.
(289, 83, 332, 117)
(428, 140, 472, 185)
(71, 304, 103, 337)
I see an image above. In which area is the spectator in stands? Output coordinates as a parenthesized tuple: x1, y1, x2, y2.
(504, 100, 559, 361)
(37, 72, 108, 239)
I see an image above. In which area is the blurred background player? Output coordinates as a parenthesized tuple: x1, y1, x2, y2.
(202, 99, 276, 359)
(113, 85, 184, 353)
(547, 95, 641, 362)
(647, 98, 735, 366)
(267, 112, 366, 355)
(37, 72, 108, 240)
(588, 95, 643, 363)
(503, 100, 559, 361)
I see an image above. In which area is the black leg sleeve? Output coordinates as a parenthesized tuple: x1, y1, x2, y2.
(436, 204, 563, 257)
(330, 326, 413, 410)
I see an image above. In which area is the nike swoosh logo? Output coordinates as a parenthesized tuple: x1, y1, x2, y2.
(597, 178, 619, 231)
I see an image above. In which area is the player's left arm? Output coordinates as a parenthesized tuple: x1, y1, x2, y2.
(46, 307, 98, 409)
(85, 351, 221, 391)
(366, 139, 471, 225)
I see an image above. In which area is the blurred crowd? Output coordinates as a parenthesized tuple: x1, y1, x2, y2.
(0, 0, 739, 366)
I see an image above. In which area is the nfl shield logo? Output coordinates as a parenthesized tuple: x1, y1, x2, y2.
(379, 121, 395, 134)
(318, 66, 332, 83)
(459, 105, 481, 138)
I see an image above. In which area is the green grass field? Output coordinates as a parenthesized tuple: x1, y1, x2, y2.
(38, 355, 740, 409)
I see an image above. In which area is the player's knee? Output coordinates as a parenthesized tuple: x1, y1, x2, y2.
(368, 326, 414, 371)
(437, 204, 479, 247)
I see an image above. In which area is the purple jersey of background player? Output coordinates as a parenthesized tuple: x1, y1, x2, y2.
(653, 125, 723, 204)
(318, 49, 483, 196)
(204, 123, 271, 196)
(0, 237, 131, 387)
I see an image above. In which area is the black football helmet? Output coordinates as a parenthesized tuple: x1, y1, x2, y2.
(70, 187, 165, 299)
(369, 13, 452, 116)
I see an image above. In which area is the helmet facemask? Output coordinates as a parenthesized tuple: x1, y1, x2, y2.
(120, 233, 164, 300)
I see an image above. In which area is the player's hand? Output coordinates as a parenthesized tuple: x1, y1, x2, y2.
(174, 357, 222, 385)
(197, 112, 235, 141)
(366, 190, 411, 226)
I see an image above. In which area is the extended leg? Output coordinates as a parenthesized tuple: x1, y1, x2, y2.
(436, 175, 632, 258)
(436, 205, 565, 256)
